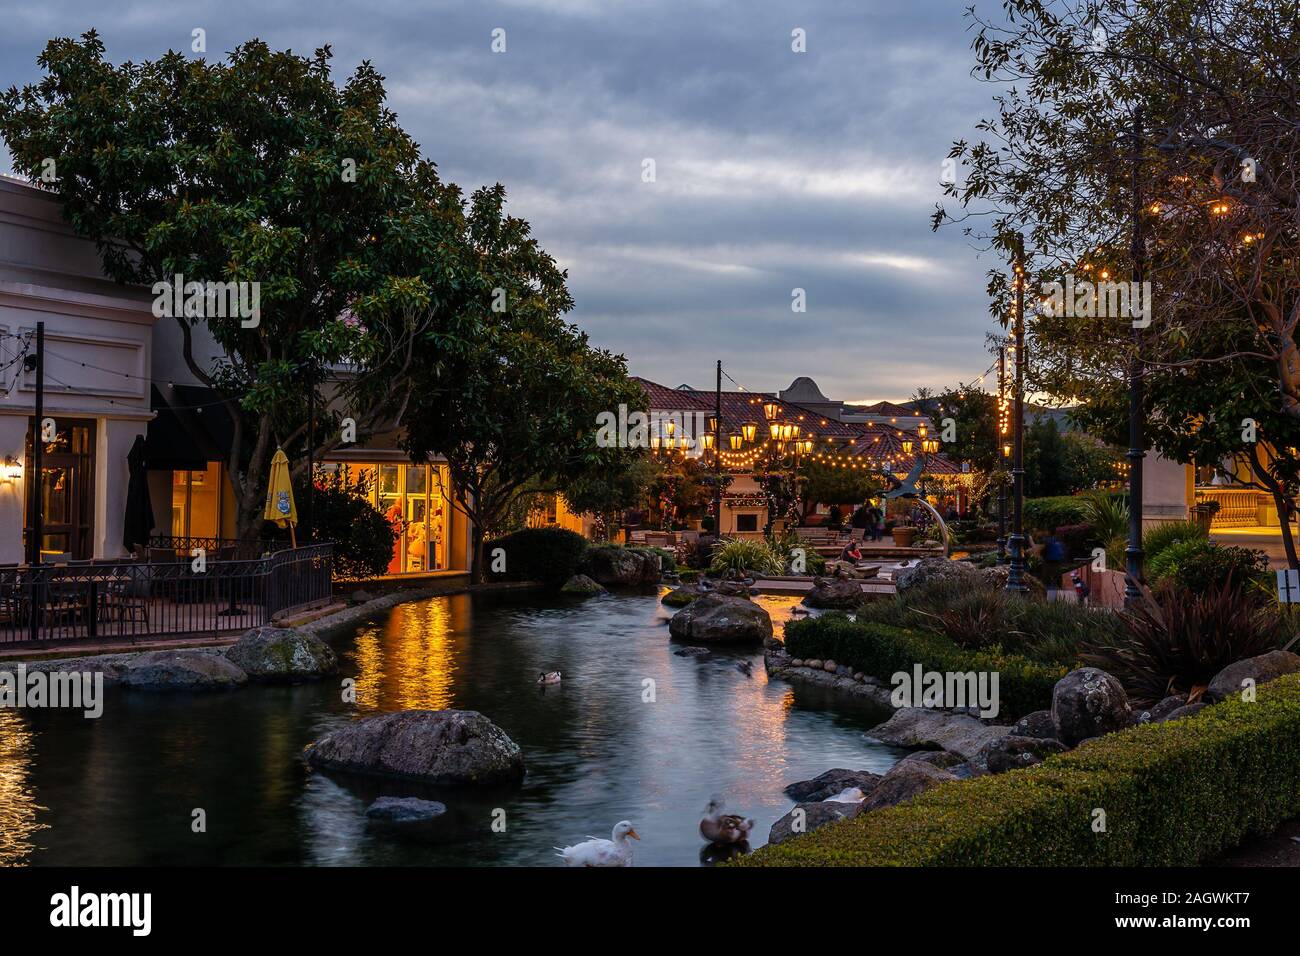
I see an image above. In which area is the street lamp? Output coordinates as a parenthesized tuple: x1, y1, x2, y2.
(1006, 238, 1029, 593)
(729, 433, 743, 451)
(763, 401, 781, 421)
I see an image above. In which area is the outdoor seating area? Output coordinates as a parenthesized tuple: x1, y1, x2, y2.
(0, 539, 332, 645)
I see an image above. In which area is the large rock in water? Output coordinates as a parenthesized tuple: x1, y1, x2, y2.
(784, 768, 883, 802)
(867, 708, 1011, 760)
(121, 650, 248, 691)
(859, 760, 957, 812)
(583, 546, 661, 587)
(668, 594, 773, 644)
(893, 557, 980, 594)
(802, 576, 864, 609)
(1051, 667, 1131, 746)
(661, 584, 704, 607)
(768, 800, 861, 846)
(560, 574, 606, 597)
(225, 626, 337, 681)
(1205, 650, 1300, 702)
(304, 710, 525, 786)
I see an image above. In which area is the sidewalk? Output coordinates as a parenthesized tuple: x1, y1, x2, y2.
(1210, 525, 1294, 565)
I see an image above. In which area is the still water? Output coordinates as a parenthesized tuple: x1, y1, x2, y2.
(1, 591, 904, 866)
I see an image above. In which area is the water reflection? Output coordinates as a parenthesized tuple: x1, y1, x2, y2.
(0, 710, 46, 864)
(0, 591, 905, 866)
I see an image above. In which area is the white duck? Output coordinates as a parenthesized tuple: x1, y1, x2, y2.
(537, 671, 562, 685)
(556, 820, 640, 866)
(699, 797, 755, 846)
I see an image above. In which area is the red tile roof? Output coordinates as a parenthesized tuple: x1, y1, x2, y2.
(632, 377, 714, 412)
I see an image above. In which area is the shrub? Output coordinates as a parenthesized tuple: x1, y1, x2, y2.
(733, 673, 1300, 866)
(296, 468, 398, 581)
(484, 527, 589, 588)
(1023, 496, 1089, 535)
(1141, 519, 1208, 562)
(708, 538, 784, 577)
(1081, 489, 1129, 545)
(676, 538, 713, 571)
(1146, 540, 1269, 593)
(1053, 522, 1097, 559)
(646, 546, 677, 572)
(1082, 577, 1288, 706)
(783, 615, 1066, 718)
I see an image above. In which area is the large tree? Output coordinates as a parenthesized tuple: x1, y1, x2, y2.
(400, 185, 644, 581)
(935, 0, 1300, 561)
(0, 33, 461, 539)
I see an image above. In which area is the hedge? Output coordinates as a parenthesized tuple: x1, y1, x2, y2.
(1023, 495, 1090, 535)
(783, 615, 1065, 719)
(734, 673, 1300, 866)
(484, 527, 589, 587)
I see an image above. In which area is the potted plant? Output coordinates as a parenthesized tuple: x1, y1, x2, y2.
(891, 521, 917, 547)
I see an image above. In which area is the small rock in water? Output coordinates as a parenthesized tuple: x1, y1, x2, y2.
(365, 796, 447, 823)
(674, 646, 710, 657)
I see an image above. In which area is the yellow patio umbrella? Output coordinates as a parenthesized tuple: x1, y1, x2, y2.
(264, 447, 298, 547)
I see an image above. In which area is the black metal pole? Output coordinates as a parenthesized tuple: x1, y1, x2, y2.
(713, 359, 722, 537)
(1125, 109, 1146, 606)
(27, 321, 46, 642)
(997, 344, 1008, 565)
(1006, 240, 1028, 592)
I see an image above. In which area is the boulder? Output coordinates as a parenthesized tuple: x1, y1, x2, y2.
(1011, 709, 1059, 740)
(583, 546, 661, 587)
(365, 796, 447, 822)
(660, 584, 703, 607)
(560, 574, 606, 597)
(859, 760, 957, 812)
(121, 650, 248, 691)
(867, 708, 1011, 760)
(900, 750, 965, 769)
(1205, 650, 1300, 703)
(980, 564, 1046, 595)
(668, 594, 773, 644)
(893, 557, 980, 594)
(768, 800, 861, 846)
(802, 576, 864, 610)
(713, 580, 753, 598)
(350, 589, 376, 604)
(784, 768, 883, 802)
(1135, 695, 1186, 724)
(982, 735, 1067, 774)
(304, 710, 525, 786)
(1157, 702, 1208, 723)
(225, 626, 338, 681)
(1050, 667, 1131, 746)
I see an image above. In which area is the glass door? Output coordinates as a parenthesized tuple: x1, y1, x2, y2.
(25, 418, 96, 560)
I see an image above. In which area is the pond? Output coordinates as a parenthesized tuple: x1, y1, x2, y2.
(1, 590, 906, 867)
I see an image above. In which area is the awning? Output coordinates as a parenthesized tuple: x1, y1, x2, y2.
(145, 384, 237, 471)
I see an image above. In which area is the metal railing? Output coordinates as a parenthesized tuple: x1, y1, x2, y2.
(0, 543, 333, 646)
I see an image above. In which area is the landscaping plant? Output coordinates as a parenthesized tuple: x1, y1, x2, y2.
(708, 538, 784, 578)
(1082, 576, 1289, 706)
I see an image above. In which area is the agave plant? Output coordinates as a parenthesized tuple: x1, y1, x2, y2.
(1081, 574, 1288, 706)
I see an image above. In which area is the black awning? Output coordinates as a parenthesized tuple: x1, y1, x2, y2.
(145, 384, 236, 471)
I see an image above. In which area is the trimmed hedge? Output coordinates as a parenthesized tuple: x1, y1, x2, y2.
(783, 614, 1065, 719)
(1023, 495, 1089, 535)
(734, 672, 1300, 866)
(484, 527, 589, 588)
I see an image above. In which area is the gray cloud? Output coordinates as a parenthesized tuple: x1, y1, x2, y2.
(1, 0, 1004, 401)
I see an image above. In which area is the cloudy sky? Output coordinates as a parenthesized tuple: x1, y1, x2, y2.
(1, 0, 1006, 402)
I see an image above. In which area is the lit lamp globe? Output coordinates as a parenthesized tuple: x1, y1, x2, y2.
(742, 421, 758, 443)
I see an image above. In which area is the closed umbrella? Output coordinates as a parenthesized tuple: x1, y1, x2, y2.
(263, 447, 298, 547)
(122, 434, 155, 553)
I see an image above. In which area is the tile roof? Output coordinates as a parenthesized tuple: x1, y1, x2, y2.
(632, 377, 714, 411)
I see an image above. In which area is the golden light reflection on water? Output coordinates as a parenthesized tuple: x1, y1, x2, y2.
(0, 710, 47, 865)
(350, 598, 458, 711)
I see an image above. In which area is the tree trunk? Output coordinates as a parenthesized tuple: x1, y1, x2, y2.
(468, 521, 485, 584)
(1246, 447, 1299, 569)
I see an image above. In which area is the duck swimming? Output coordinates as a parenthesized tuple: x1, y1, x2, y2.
(556, 820, 640, 866)
(537, 671, 562, 685)
(699, 797, 755, 846)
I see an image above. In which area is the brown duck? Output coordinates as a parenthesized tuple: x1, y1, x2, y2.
(699, 796, 755, 845)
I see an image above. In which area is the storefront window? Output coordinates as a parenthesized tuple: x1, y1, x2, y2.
(339, 462, 450, 574)
(171, 462, 222, 539)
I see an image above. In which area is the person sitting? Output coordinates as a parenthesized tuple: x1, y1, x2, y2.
(839, 541, 863, 563)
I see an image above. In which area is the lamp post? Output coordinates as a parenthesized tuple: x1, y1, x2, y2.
(713, 360, 723, 538)
(1006, 238, 1029, 593)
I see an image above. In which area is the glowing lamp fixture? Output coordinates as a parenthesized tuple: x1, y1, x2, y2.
(700, 433, 715, 451)
(2, 456, 20, 482)
(729, 434, 743, 451)
(742, 421, 758, 443)
(769, 421, 782, 440)
(902, 439, 914, 454)
(763, 401, 781, 421)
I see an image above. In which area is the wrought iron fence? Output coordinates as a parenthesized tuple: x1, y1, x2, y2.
(0, 543, 333, 645)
